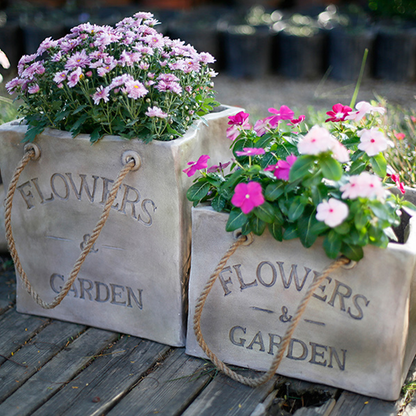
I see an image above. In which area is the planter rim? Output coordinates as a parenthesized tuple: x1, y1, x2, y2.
(0, 104, 236, 148)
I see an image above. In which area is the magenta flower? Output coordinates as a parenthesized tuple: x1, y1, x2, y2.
(207, 161, 231, 173)
(228, 111, 250, 126)
(231, 182, 265, 214)
(325, 103, 352, 123)
(254, 118, 270, 136)
(316, 198, 349, 228)
(390, 173, 406, 194)
(235, 148, 266, 157)
(183, 155, 210, 177)
(265, 154, 297, 181)
(268, 105, 294, 127)
(289, 115, 306, 125)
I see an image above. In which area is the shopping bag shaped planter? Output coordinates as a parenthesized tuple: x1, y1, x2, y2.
(186, 202, 416, 400)
(0, 105, 239, 347)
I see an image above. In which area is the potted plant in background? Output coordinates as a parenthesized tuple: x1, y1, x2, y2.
(184, 98, 416, 400)
(1, 11, 240, 347)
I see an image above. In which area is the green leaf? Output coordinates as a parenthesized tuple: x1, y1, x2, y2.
(334, 221, 350, 235)
(72, 104, 89, 115)
(348, 159, 368, 175)
(250, 216, 267, 236)
(90, 127, 102, 144)
(211, 194, 227, 212)
(269, 222, 283, 241)
(402, 200, 416, 216)
(253, 201, 275, 223)
(265, 182, 285, 201)
(320, 155, 343, 181)
(289, 155, 315, 182)
(255, 133, 273, 148)
(225, 209, 249, 232)
(23, 123, 46, 143)
(297, 209, 319, 248)
(186, 181, 210, 202)
(283, 224, 299, 240)
(370, 153, 387, 177)
(354, 209, 368, 230)
(260, 152, 276, 169)
(341, 243, 364, 261)
(288, 197, 305, 221)
(323, 230, 343, 259)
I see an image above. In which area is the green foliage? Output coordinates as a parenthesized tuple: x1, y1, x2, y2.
(186, 103, 416, 262)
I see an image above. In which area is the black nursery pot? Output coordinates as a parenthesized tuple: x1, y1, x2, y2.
(276, 29, 326, 79)
(223, 25, 272, 78)
(374, 28, 416, 82)
(328, 28, 375, 81)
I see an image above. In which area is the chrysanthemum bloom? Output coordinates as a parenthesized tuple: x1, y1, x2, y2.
(183, 155, 210, 177)
(145, 106, 167, 118)
(28, 84, 40, 94)
(357, 128, 393, 157)
(325, 103, 352, 123)
(92, 86, 110, 105)
(265, 154, 297, 181)
(340, 172, 386, 200)
(316, 198, 349, 228)
(124, 80, 148, 99)
(231, 181, 265, 214)
(346, 101, 386, 122)
(67, 67, 83, 88)
(235, 148, 266, 157)
(298, 126, 337, 155)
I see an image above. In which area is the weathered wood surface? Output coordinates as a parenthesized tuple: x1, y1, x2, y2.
(0, 267, 415, 416)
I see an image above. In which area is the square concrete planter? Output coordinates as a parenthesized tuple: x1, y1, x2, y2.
(0, 105, 239, 347)
(186, 195, 416, 400)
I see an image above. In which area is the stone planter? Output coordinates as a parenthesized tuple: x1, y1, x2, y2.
(186, 194, 416, 400)
(0, 105, 239, 347)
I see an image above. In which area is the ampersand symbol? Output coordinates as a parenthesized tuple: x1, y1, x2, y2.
(279, 306, 292, 323)
(80, 234, 99, 253)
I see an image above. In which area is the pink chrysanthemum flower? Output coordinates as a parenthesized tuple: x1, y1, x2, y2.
(124, 80, 148, 99)
(145, 106, 168, 118)
(92, 86, 110, 105)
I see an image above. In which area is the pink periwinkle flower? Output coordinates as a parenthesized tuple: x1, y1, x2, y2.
(346, 101, 386, 122)
(289, 115, 306, 125)
(265, 154, 297, 181)
(340, 172, 387, 200)
(207, 161, 231, 173)
(390, 173, 406, 194)
(254, 118, 271, 136)
(298, 126, 336, 155)
(357, 128, 393, 157)
(325, 103, 352, 123)
(228, 111, 250, 126)
(268, 105, 294, 127)
(330, 140, 350, 163)
(231, 181, 265, 214)
(145, 106, 167, 118)
(316, 198, 349, 228)
(183, 155, 210, 177)
(235, 148, 266, 157)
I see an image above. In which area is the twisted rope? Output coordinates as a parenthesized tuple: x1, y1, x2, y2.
(193, 235, 349, 387)
(4, 148, 136, 309)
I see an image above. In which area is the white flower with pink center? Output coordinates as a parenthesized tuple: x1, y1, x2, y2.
(316, 198, 349, 228)
(340, 172, 387, 200)
(298, 126, 337, 155)
(330, 140, 350, 163)
(346, 101, 386, 122)
(357, 128, 393, 156)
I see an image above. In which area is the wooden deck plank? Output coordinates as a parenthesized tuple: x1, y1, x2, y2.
(106, 348, 211, 416)
(0, 309, 49, 363)
(0, 320, 85, 402)
(294, 398, 336, 416)
(31, 335, 170, 416)
(0, 327, 119, 416)
(329, 391, 400, 416)
(0, 271, 15, 314)
(181, 371, 277, 416)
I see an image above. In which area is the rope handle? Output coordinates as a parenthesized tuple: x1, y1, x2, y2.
(4, 144, 140, 310)
(193, 234, 349, 388)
